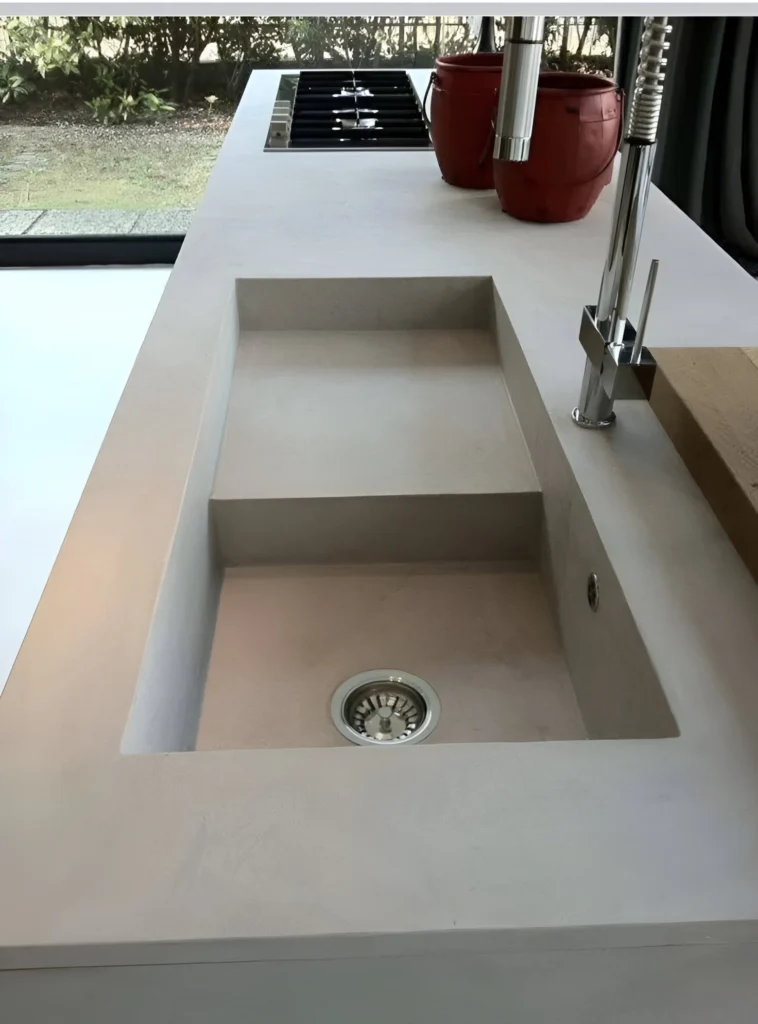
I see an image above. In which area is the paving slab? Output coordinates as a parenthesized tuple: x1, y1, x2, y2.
(132, 208, 194, 234)
(0, 210, 44, 235)
(26, 209, 140, 236)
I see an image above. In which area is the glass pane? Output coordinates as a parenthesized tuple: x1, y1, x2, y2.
(536, 17, 617, 76)
(0, 17, 616, 242)
(0, 15, 238, 239)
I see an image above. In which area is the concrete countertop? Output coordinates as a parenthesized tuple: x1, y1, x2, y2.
(1, 70, 758, 970)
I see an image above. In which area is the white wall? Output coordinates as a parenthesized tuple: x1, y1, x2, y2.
(0, 267, 169, 695)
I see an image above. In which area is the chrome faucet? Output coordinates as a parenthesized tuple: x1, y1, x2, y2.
(494, 17, 545, 163)
(572, 17, 672, 428)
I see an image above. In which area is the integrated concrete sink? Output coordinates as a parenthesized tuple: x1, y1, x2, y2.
(121, 276, 677, 755)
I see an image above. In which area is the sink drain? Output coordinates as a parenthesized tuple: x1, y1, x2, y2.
(331, 670, 440, 746)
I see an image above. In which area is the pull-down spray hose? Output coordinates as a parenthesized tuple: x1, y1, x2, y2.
(628, 18, 671, 142)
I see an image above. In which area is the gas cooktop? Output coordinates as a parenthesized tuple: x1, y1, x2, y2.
(265, 70, 432, 151)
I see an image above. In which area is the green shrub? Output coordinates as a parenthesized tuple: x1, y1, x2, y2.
(3, 16, 83, 77)
(84, 65, 174, 124)
(0, 62, 35, 103)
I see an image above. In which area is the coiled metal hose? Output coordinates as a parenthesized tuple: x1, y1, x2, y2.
(627, 17, 672, 143)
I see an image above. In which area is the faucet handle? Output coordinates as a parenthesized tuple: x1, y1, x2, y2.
(631, 259, 659, 364)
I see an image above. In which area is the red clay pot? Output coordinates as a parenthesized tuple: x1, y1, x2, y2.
(427, 53, 503, 189)
(493, 72, 622, 223)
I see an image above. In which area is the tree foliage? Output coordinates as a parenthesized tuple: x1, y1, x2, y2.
(0, 15, 615, 121)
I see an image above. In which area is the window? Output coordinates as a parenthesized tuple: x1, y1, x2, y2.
(0, 16, 616, 265)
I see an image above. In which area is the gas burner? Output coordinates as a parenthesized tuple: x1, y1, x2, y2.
(339, 118, 379, 130)
(265, 70, 432, 151)
(336, 87, 374, 99)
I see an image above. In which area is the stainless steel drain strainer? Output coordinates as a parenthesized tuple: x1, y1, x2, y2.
(331, 670, 441, 746)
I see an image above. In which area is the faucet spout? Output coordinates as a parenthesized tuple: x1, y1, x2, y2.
(493, 17, 545, 163)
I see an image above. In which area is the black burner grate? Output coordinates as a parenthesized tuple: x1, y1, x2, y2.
(289, 70, 431, 149)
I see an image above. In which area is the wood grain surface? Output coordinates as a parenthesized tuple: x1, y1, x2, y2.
(650, 347, 758, 582)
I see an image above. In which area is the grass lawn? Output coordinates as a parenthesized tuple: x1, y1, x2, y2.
(0, 115, 230, 210)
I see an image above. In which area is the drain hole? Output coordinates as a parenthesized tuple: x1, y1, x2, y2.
(331, 671, 440, 746)
(347, 681, 426, 742)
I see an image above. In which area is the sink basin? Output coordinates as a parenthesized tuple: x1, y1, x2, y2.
(197, 561, 586, 749)
(121, 276, 678, 754)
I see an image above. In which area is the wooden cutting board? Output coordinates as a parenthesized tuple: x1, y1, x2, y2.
(649, 347, 758, 583)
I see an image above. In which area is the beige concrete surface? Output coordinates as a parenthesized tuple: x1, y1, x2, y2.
(215, 326, 536, 500)
(212, 491, 542, 566)
(197, 561, 587, 750)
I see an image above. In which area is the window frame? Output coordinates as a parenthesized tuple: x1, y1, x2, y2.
(0, 234, 184, 268)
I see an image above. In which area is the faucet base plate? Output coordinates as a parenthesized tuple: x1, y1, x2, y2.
(571, 407, 616, 430)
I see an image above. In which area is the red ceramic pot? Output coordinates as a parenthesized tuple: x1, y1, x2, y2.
(493, 72, 623, 223)
(427, 53, 503, 189)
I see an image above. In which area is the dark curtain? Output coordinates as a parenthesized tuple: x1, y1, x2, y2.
(617, 17, 758, 273)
